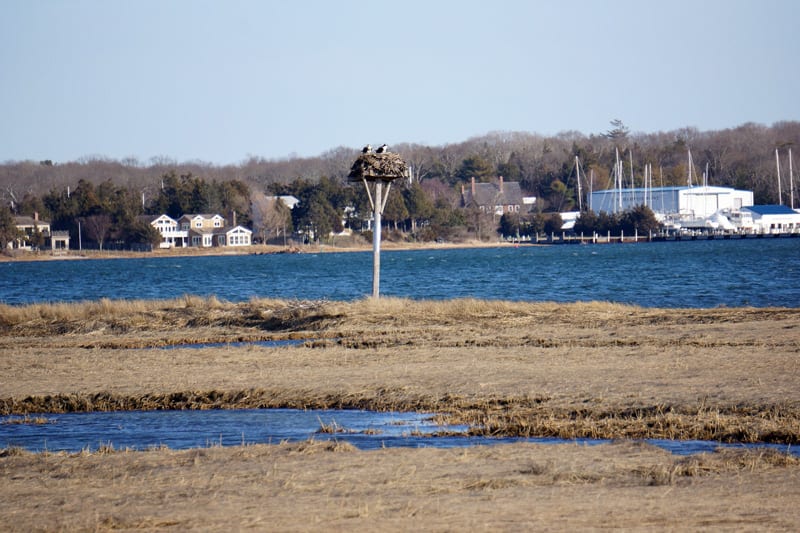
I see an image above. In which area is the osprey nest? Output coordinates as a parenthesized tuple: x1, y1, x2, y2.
(348, 152, 408, 182)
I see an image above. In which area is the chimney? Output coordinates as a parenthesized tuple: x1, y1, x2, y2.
(471, 177, 476, 196)
(34, 211, 39, 221)
(232, 210, 237, 227)
(499, 176, 504, 193)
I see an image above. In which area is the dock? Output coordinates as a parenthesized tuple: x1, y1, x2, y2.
(528, 231, 800, 245)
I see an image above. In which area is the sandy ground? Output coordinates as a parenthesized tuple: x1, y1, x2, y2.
(1, 297, 799, 530)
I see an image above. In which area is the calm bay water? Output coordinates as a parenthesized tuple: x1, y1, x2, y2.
(1, 239, 798, 307)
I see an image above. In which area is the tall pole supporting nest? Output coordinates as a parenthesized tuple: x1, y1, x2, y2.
(348, 151, 408, 298)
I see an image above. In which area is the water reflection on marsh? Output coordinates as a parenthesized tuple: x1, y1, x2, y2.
(155, 339, 309, 350)
(1, 409, 796, 457)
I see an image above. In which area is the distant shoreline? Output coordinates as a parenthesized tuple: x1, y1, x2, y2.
(4, 232, 796, 263)
(0, 240, 523, 263)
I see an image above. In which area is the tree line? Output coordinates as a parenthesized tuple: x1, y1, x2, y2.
(1, 121, 798, 249)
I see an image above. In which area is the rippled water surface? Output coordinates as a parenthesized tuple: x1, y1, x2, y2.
(2, 409, 795, 456)
(2, 239, 799, 307)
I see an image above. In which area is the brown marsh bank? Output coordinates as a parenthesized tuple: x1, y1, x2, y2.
(1, 297, 799, 530)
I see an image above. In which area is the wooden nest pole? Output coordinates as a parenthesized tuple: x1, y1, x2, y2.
(348, 151, 408, 298)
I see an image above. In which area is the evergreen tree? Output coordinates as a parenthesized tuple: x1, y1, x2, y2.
(454, 155, 494, 184)
(0, 206, 21, 250)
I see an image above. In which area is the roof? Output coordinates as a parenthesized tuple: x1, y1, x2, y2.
(744, 205, 800, 215)
(189, 228, 228, 236)
(463, 179, 524, 207)
(226, 225, 252, 233)
(138, 214, 177, 224)
(14, 216, 51, 226)
(592, 185, 740, 195)
(179, 213, 224, 220)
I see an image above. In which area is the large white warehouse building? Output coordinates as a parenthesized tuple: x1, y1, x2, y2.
(589, 186, 754, 219)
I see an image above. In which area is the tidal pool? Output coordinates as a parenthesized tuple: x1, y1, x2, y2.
(155, 339, 308, 350)
(1, 409, 795, 457)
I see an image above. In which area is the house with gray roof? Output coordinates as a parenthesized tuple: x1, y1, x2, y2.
(461, 177, 525, 216)
(11, 213, 70, 251)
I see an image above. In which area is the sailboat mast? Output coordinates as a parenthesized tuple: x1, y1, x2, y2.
(629, 150, 635, 189)
(776, 148, 783, 205)
(575, 156, 583, 212)
(790, 148, 795, 210)
(614, 147, 621, 213)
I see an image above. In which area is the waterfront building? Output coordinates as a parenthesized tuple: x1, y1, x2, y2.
(589, 186, 754, 219)
(743, 205, 800, 234)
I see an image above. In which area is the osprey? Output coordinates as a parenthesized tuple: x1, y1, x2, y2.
(376, 144, 388, 154)
(361, 144, 372, 154)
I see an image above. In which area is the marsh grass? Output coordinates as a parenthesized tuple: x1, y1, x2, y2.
(0, 446, 29, 457)
(2, 439, 796, 531)
(4, 294, 798, 341)
(638, 447, 800, 485)
(0, 295, 646, 335)
(315, 417, 354, 434)
(2, 415, 51, 425)
(2, 296, 799, 443)
(288, 438, 358, 454)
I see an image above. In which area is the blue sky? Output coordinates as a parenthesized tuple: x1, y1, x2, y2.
(1, 0, 798, 165)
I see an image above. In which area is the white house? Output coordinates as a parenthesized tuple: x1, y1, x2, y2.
(179, 214, 226, 232)
(225, 225, 252, 246)
(144, 213, 253, 248)
(180, 214, 228, 248)
(743, 205, 800, 234)
(142, 214, 188, 248)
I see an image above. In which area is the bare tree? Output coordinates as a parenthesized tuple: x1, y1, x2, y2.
(81, 214, 112, 250)
(250, 192, 290, 245)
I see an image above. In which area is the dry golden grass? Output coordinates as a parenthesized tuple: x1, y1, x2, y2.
(2, 296, 800, 530)
(2, 297, 799, 443)
(1, 440, 798, 531)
